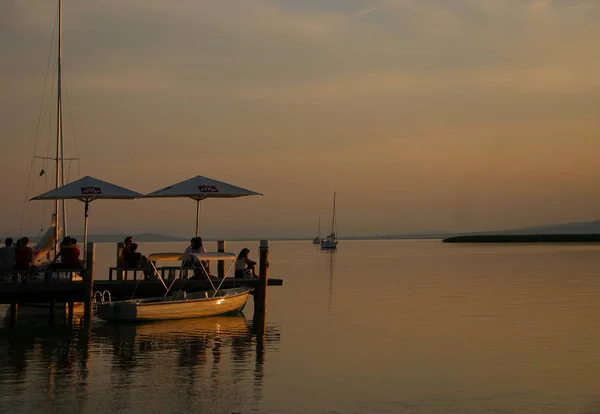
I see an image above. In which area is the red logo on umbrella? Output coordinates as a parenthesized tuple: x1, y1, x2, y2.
(198, 186, 219, 192)
(81, 187, 102, 195)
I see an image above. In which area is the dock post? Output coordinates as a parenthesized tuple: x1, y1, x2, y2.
(254, 240, 269, 322)
(218, 240, 226, 278)
(83, 242, 96, 321)
(68, 300, 74, 319)
(116, 242, 124, 281)
(49, 300, 56, 318)
(9, 303, 18, 327)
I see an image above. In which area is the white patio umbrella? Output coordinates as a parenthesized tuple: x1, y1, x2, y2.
(143, 175, 262, 236)
(30, 176, 142, 260)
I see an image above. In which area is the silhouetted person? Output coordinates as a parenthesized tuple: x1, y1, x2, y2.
(14, 237, 33, 271)
(235, 248, 257, 278)
(0, 237, 15, 277)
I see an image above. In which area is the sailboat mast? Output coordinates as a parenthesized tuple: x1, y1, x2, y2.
(56, 0, 66, 240)
(331, 191, 336, 234)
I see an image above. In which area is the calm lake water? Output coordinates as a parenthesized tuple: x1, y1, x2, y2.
(2, 240, 600, 413)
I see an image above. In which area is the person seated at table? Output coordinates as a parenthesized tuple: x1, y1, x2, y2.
(184, 237, 213, 279)
(14, 237, 33, 272)
(63, 238, 83, 269)
(0, 238, 15, 279)
(124, 243, 147, 268)
(120, 236, 134, 267)
(52, 236, 75, 269)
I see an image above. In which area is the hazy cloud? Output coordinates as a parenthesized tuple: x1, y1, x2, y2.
(1, 0, 600, 238)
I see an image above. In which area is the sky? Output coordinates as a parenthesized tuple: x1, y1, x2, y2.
(1, 0, 599, 239)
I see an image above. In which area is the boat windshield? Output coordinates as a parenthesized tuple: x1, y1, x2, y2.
(145, 251, 237, 298)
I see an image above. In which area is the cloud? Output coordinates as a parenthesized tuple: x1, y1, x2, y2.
(2, 0, 600, 236)
(528, 0, 552, 15)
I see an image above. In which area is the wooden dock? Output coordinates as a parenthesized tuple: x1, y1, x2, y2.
(2, 240, 280, 326)
(0, 278, 283, 304)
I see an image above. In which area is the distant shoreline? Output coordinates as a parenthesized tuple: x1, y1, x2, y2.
(12, 233, 600, 244)
(442, 234, 600, 243)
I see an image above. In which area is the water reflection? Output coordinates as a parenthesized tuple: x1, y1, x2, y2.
(0, 316, 93, 412)
(0, 313, 281, 413)
(327, 250, 335, 314)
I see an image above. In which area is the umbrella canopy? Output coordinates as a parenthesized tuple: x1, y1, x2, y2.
(30, 176, 142, 261)
(30, 176, 143, 202)
(144, 175, 262, 200)
(143, 175, 262, 236)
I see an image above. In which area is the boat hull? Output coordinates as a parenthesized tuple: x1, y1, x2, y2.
(320, 241, 338, 249)
(97, 287, 252, 323)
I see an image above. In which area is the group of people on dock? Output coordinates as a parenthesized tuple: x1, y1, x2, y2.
(0, 237, 34, 277)
(120, 236, 148, 269)
(52, 236, 83, 269)
(115, 235, 258, 280)
(1, 234, 260, 281)
(0, 235, 86, 280)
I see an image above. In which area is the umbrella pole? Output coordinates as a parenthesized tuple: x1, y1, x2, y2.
(83, 200, 89, 265)
(195, 199, 201, 237)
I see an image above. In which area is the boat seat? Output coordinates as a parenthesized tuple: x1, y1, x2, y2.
(170, 291, 187, 300)
(186, 291, 209, 299)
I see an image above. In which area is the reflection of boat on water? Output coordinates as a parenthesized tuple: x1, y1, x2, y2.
(97, 252, 251, 322)
(95, 313, 249, 340)
(327, 250, 335, 313)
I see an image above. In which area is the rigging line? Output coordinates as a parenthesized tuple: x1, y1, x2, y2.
(19, 4, 60, 236)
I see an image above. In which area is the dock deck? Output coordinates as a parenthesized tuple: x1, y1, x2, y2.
(0, 278, 283, 304)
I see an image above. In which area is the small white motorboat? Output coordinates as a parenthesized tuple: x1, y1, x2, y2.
(97, 252, 252, 323)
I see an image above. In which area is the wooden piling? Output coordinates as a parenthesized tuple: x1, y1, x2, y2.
(253, 240, 269, 320)
(116, 242, 124, 281)
(9, 302, 18, 327)
(83, 242, 95, 321)
(49, 300, 55, 318)
(217, 240, 226, 278)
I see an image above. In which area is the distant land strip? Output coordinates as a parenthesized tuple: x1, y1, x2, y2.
(442, 234, 600, 243)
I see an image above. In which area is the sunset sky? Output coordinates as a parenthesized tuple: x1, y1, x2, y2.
(1, 0, 599, 239)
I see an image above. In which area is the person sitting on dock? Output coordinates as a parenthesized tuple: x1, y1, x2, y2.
(64, 238, 83, 269)
(120, 236, 134, 266)
(0, 237, 15, 279)
(235, 248, 257, 279)
(14, 237, 33, 272)
(184, 237, 212, 279)
(125, 243, 147, 269)
(52, 236, 76, 269)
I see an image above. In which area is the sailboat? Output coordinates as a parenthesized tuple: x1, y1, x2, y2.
(320, 192, 338, 250)
(312, 217, 321, 244)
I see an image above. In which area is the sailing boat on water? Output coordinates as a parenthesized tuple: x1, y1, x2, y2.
(312, 217, 321, 244)
(320, 192, 338, 250)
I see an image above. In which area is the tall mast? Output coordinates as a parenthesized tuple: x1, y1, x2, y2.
(331, 192, 336, 234)
(56, 0, 66, 240)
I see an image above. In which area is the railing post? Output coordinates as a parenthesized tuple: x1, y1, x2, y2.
(218, 240, 226, 278)
(84, 242, 95, 321)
